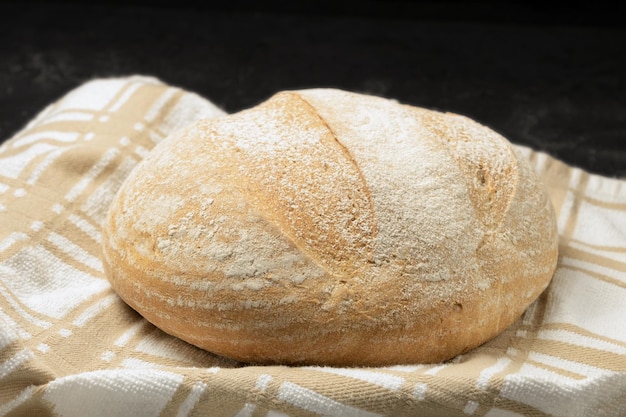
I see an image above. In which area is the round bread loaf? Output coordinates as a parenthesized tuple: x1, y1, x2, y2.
(101, 89, 558, 366)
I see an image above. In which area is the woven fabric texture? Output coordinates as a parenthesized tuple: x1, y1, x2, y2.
(0, 77, 624, 417)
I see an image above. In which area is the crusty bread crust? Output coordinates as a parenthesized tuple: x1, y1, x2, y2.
(101, 89, 559, 366)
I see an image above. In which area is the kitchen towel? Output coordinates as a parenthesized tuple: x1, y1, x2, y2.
(0, 76, 624, 417)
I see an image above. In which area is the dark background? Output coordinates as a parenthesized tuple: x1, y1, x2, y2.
(1, 1, 625, 176)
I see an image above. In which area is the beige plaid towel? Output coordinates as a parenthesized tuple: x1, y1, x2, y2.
(0, 76, 624, 417)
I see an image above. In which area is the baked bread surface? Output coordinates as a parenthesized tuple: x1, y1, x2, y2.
(101, 89, 559, 366)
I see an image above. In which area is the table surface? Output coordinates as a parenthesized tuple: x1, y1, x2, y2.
(1, 1, 625, 177)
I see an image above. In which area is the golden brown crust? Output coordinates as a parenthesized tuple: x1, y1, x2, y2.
(101, 89, 559, 366)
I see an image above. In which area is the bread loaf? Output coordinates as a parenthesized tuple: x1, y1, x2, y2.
(101, 89, 559, 366)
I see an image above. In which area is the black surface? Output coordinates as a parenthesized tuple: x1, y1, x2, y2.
(2, 1, 625, 177)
